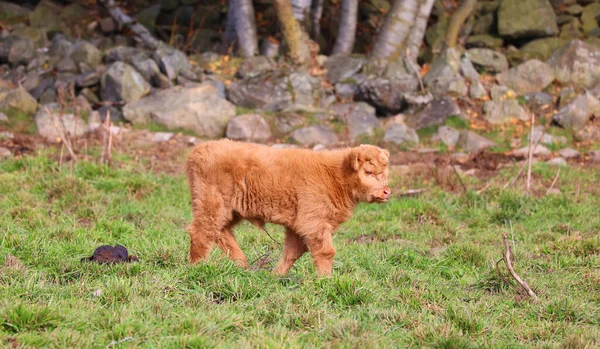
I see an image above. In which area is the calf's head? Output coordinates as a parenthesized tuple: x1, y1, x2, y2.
(347, 145, 391, 203)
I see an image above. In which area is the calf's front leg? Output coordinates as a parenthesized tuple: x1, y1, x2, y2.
(304, 227, 336, 277)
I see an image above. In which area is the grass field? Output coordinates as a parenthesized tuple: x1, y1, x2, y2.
(1, 151, 600, 348)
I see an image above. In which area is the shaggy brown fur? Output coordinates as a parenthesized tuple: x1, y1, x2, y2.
(185, 139, 391, 276)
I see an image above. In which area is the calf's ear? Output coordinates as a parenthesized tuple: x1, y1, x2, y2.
(348, 149, 362, 171)
(382, 148, 390, 159)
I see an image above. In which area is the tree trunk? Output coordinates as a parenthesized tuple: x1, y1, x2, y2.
(310, 0, 324, 41)
(445, 0, 477, 48)
(274, 0, 311, 66)
(405, 0, 435, 63)
(371, 0, 419, 61)
(223, 0, 259, 57)
(332, 0, 359, 55)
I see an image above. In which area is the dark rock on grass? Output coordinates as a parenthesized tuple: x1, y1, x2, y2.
(553, 92, 600, 131)
(406, 96, 462, 130)
(81, 245, 138, 264)
(458, 131, 496, 153)
(383, 123, 419, 145)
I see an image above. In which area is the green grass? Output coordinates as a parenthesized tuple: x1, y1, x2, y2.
(1, 152, 600, 348)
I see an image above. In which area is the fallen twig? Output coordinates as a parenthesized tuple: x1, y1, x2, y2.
(451, 165, 467, 193)
(546, 168, 561, 195)
(100, 110, 113, 164)
(501, 233, 539, 302)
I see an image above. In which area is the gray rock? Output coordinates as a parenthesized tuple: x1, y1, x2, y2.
(0, 112, 8, 122)
(236, 56, 274, 79)
(432, 126, 460, 148)
(226, 71, 317, 112)
(274, 113, 305, 133)
(460, 57, 487, 99)
(69, 41, 102, 71)
(558, 88, 577, 109)
(528, 125, 567, 145)
(424, 48, 468, 97)
(334, 82, 359, 100)
(559, 148, 579, 159)
(153, 132, 174, 143)
(0, 85, 37, 114)
(357, 76, 418, 114)
(490, 85, 517, 101)
(99, 17, 117, 33)
(553, 92, 600, 131)
(105, 46, 139, 63)
(547, 40, 600, 89)
(465, 48, 509, 73)
(513, 144, 552, 157)
(458, 131, 496, 152)
(496, 59, 555, 94)
(483, 100, 530, 124)
(98, 106, 123, 123)
(153, 43, 190, 80)
(466, 35, 504, 49)
(101, 62, 151, 104)
(39, 89, 57, 104)
(123, 84, 236, 138)
(130, 53, 162, 85)
(581, 3, 600, 35)
(497, 0, 558, 39)
(0, 147, 11, 159)
(383, 123, 419, 145)
(56, 57, 78, 73)
(226, 114, 272, 142)
(519, 37, 570, 61)
(547, 157, 567, 166)
(290, 125, 338, 146)
(330, 102, 381, 141)
(324, 55, 365, 83)
(523, 92, 555, 112)
(406, 97, 462, 129)
(75, 71, 101, 88)
(34, 103, 89, 141)
(589, 150, 600, 163)
(0, 35, 36, 66)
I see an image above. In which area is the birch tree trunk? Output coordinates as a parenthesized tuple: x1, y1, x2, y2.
(371, 0, 419, 61)
(223, 0, 259, 57)
(274, 0, 311, 66)
(405, 0, 435, 63)
(331, 0, 359, 55)
(310, 0, 324, 40)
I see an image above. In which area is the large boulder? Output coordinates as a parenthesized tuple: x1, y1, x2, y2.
(356, 76, 418, 115)
(153, 43, 191, 80)
(123, 84, 236, 138)
(546, 40, 600, 89)
(424, 48, 467, 97)
(0, 35, 36, 66)
(483, 100, 530, 124)
(34, 103, 89, 141)
(226, 114, 272, 142)
(458, 131, 496, 153)
(226, 71, 317, 112)
(497, 0, 559, 39)
(69, 41, 102, 71)
(0, 85, 37, 114)
(464, 48, 509, 73)
(330, 102, 381, 141)
(101, 62, 151, 104)
(553, 92, 600, 131)
(324, 55, 365, 84)
(383, 123, 419, 145)
(406, 97, 462, 130)
(290, 125, 339, 146)
(459, 58, 487, 99)
(496, 59, 554, 94)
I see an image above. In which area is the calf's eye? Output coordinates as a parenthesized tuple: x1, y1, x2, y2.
(365, 171, 372, 175)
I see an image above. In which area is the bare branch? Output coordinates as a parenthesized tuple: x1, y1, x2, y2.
(526, 112, 535, 193)
(502, 233, 539, 302)
(45, 107, 78, 163)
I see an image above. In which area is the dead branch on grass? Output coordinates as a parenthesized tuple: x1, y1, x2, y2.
(45, 106, 78, 163)
(546, 168, 561, 195)
(498, 233, 539, 302)
(100, 110, 113, 165)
